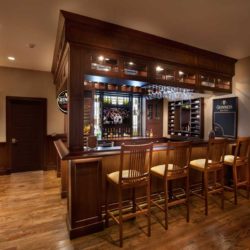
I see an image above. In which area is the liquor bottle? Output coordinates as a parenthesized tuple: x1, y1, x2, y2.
(149, 129, 153, 137)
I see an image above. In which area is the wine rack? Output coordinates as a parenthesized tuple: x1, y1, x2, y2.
(168, 98, 204, 139)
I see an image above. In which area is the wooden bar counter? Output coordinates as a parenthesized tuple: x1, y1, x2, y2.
(54, 137, 209, 239)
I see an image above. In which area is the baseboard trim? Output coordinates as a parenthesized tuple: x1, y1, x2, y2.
(0, 168, 11, 175)
(66, 215, 104, 239)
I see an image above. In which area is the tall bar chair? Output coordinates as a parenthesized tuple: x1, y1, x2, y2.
(224, 137, 250, 204)
(190, 138, 227, 215)
(105, 143, 153, 247)
(150, 141, 192, 230)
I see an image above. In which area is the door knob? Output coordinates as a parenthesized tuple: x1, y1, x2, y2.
(11, 138, 18, 144)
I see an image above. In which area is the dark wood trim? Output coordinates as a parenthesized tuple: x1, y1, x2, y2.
(6, 96, 47, 172)
(54, 139, 69, 159)
(0, 169, 11, 175)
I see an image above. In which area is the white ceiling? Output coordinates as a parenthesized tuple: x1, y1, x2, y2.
(1, 0, 250, 72)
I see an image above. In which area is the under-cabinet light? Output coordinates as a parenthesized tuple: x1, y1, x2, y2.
(98, 55, 104, 61)
(156, 66, 164, 72)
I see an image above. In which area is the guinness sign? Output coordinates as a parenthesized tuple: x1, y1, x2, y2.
(57, 90, 68, 114)
(213, 97, 238, 138)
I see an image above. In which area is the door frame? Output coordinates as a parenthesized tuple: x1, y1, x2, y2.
(6, 96, 47, 172)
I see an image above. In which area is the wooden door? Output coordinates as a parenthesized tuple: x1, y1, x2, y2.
(146, 99, 163, 137)
(6, 97, 47, 172)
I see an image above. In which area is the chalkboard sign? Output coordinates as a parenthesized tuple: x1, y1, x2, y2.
(213, 97, 238, 138)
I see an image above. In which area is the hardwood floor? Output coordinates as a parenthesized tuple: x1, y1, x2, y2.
(0, 171, 249, 250)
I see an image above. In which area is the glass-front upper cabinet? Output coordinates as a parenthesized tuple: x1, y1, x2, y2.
(199, 73, 232, 92)
(216, 77, 231, 90)
(200, 74, 216, 88)
(123, 58, 148, 78)
(176, 69, 197, 85)
(154, 64, 175, 82)
(90, 54, 119, 75)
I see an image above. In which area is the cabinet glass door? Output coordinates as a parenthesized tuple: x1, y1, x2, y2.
(123, 59, 147, 77)
(91, 54, 119, 74)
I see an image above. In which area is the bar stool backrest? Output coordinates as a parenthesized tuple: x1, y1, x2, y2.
(119, 143, 153, 185)
(234, 137, 250, 164)
(165, 141, 192, 178)
(206, 138, 227, 169)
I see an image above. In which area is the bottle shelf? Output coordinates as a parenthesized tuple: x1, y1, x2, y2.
(168, 97, 204, 139)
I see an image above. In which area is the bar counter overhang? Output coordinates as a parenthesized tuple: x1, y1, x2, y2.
(51, 10, 237, 239)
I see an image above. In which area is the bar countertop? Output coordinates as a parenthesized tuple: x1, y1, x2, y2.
(54, 137, 211, 160)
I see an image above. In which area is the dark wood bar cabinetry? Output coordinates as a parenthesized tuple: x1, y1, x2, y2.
(52, 10, 237, 239)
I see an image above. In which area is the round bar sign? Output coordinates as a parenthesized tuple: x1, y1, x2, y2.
(57, 90, 68, 113)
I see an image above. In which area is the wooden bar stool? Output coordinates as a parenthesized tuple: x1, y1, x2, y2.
(224, 137, 250, 204)
(190, 138, 226, 215)
(150, 141, 192, 230)
(105, 143, 153, 247)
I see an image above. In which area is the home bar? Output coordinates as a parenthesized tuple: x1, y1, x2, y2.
(52, 10, 249, 246)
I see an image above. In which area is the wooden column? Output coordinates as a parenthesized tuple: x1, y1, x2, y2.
(67, 44, 84, 151)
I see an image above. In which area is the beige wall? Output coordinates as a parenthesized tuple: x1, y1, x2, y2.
(0, 67, 64, 142)
(233, 57, 250, 136)
(204, 56, 250, 138)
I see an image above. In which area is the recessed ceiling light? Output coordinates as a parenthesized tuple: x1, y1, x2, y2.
(128, 61, 134, 65)
(7, 56, 15, 61)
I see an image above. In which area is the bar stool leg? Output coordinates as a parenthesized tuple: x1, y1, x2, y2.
(147, 182, 151, 237)
(132, 187, 136, 213)
(246, 164, 250, 199)
(204, 171, 208, 216)
(118, 189, 123, 248)
(202, 173, 205, 195)
(233, 166, 238, 205)
(164, 180, 169, 230)
(186, 176, 190, 222)
(221, 168, 224, 210)
(105, 180, 109, 227)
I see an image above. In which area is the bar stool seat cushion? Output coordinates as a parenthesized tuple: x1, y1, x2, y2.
(107, 170, 140, 184)
(224, 155, 240, 164)
(150, 164, 176, 176)
(190, 159, 212, 171)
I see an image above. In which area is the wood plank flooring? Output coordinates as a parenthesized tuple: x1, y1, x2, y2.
(0, 170, 250, 250)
